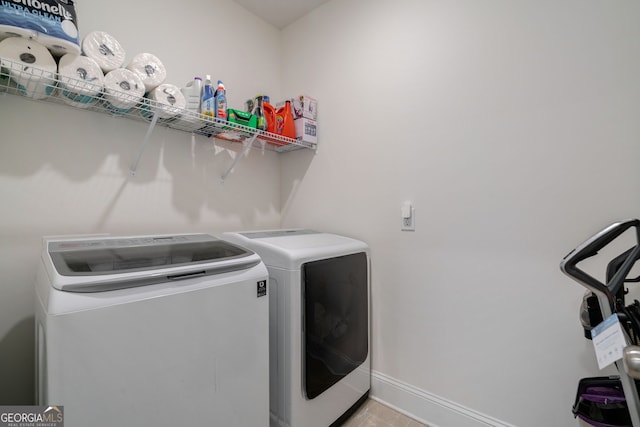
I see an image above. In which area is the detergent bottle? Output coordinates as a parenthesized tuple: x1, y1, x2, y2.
(253, 95, 267, 131)
(201, 75, 215, 119)
(181, 77, 202, 113)
(275, 100, 296, 139)
(214, 80, 227, 120)
(263, 95, 276, 134)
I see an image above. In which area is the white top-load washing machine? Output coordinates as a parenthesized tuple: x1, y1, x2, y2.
(222, 230, 371, 427)
(35, 234, 269, 427)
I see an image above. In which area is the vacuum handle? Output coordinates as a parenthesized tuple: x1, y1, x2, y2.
(561, 219, 640, 308)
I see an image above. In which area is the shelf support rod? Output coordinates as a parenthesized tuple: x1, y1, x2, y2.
(130, 107, 159, 176)
(221, 134, 258, 183)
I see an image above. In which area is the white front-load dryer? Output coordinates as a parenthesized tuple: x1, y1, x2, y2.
(35, 234, 270, 427)
(222, 230, 371, 427)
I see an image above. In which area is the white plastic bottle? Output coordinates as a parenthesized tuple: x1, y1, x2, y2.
(181, 77, 202, 113)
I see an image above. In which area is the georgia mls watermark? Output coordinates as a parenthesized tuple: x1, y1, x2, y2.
(0, 406, 63, 427)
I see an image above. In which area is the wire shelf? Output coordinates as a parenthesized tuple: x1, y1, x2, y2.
(0, 58, 316, 153)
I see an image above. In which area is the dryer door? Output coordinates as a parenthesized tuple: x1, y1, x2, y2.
(302, 252, 368, 399)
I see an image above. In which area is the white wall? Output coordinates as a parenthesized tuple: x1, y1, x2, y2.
(280, 1, 640, 426)
(0, 0, 283, 404)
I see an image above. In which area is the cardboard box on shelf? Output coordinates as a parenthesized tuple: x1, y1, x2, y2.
(291, 95, 317, 120)
(295, 117, 317, 144)
(278, 95, 318, 120)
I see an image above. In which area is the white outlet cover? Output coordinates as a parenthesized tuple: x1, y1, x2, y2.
(401, 205, 415, 231)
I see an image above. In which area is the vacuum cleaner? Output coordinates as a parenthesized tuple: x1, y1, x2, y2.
(561, 219, 640, 427)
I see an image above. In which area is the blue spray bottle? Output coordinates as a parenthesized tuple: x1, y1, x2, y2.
(201, 75, 215, 119)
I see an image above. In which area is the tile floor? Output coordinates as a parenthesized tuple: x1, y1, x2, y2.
(342, 399, 429, 427)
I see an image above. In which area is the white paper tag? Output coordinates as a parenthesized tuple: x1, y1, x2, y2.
(591, 313, 627, 370)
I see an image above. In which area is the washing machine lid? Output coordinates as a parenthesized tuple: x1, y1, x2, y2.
(45, 234, 260, 292)
(222, 229, 369, 270)
(238, 229, 321, 239)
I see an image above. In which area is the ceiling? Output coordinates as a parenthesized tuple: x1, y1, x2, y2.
(233, 0, 331, 29)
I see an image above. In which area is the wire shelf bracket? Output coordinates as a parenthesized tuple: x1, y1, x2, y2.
(221, 133, 258, 183)
(130, 106, 160, 176)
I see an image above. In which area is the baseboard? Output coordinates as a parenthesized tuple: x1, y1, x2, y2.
(371, 371, 516, 427)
